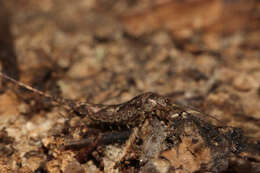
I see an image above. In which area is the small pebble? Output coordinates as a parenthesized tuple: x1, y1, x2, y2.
(64, 161, 85, 173)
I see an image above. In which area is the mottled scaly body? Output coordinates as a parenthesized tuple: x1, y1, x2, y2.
(77, 92, 184, 127)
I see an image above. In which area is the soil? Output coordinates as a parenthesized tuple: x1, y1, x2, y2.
(0, 0, 260, 172)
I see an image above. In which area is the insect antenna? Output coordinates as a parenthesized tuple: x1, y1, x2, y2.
(0, 71, 75, 112)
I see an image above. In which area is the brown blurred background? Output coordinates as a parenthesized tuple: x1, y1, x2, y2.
(0, 0, 260, 172)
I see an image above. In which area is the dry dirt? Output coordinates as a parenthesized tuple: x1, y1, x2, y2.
(0, 0, 260, 172)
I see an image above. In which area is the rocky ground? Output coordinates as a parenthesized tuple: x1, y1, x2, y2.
(0, 0, 260, 172)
